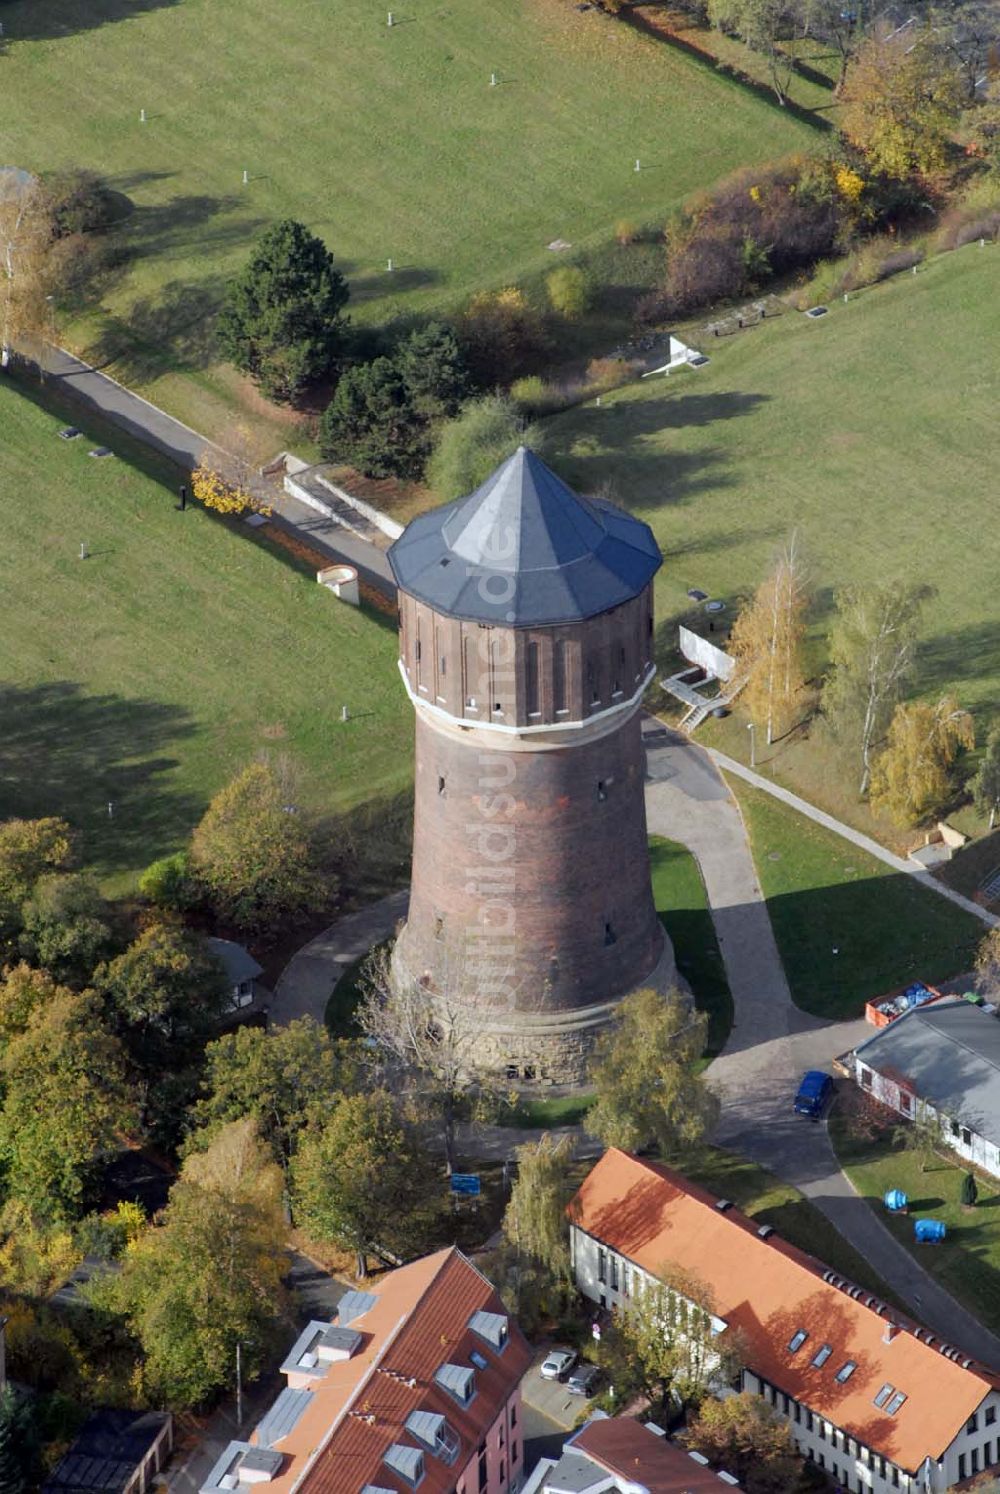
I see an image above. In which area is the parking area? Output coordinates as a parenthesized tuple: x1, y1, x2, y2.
(519, 1346, 600, 1433)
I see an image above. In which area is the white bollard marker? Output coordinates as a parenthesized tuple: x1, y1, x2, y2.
(79, 542, 88, 560)
(242, 169, 249, 186)
(341, 705, 350, 723)
(140, 108, 147, 123)
(490, 72, 498, 86)
(387, 10, 394, 24)
(634, 158, 641, 172)
(387, 257, 393, 272)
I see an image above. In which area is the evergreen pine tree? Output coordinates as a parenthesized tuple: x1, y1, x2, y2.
(0, 1387, 31, 1494)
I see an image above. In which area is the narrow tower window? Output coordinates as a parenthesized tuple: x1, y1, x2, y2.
(438, 775, 446, 795)
(553, 640, 567, 714)
(597, 781, 607, 802)
(526, 641, 540, 717)
(604, 922, 617, 946)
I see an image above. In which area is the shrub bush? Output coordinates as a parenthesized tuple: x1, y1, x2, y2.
(545, 265, 590, 319)
(455, 287, 552, 388)
(615, 219, 638, 245)
(427, 395, 536, 500)
(931, 182, 1000, 252)
(838, 236, 923, 291)
(138, 851, 197, 911)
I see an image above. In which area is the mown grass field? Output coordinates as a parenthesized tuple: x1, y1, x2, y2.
(0, 377, 412, 889)
(545, 246, 1000, 742)
(649, 833, 732, 1058)
(0, 0, 814, 442)
(729, 779, 984, 1018)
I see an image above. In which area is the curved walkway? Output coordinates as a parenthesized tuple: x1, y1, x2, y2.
(644, 723, 1000, 1367)
(270, 888, 408, 1028)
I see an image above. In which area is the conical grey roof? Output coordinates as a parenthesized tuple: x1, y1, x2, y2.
(387, 447, 661, 626)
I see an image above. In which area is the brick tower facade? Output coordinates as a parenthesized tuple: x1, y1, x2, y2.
(386, 448, 673, 1083)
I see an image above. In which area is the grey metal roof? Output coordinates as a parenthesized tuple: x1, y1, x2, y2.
(854, 999, 1000, 1146)
(256, 1387, 313, 1448)
(387, 447, 661, 626)
(279, 1320, 328, 1377)
(240, 1449, 283, 1477)
(206, 937, 264, 985)
(539, 1449, 608, 1493)
(383, 1443, 424, 1484)
(338, 1288, 377, 1325)
(434, 1361, 475, 1402)
(405, 1409, 445, 1447)
(320, 1323, 362, 1356)
(468, 1309, 508, 1349)
(199, 1441, 252, 1494)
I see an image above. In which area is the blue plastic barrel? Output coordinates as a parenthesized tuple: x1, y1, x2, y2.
(914, 1218, 947, 1243)
(884, 1189, 908, 1212)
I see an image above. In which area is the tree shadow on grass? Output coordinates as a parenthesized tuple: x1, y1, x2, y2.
(122, 192, 264, 261)
(87, 276, 229, 382)
(0, 0, 181, 47)
(548, 390, 770, 510)
(0, 681, 200, 879)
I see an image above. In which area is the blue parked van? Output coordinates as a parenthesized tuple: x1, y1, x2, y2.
(794, 1070, 833, 1119)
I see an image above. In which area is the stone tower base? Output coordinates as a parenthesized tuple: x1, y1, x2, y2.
(391, 928, 678, 1087)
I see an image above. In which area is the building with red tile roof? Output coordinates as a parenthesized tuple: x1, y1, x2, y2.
(200, 1247, 531, 1494)
(521, 1413, 742, 1493)
(569, 1150, 1000, 1494)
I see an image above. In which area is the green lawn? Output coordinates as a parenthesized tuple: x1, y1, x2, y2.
(831, 1111, 1000, 1338)
(684, 1144, 904, 1310)
(649, 834, 732, 1057)
(0, 377, 412, 890)
(0, 0, 814, 441)
(729, 779, 983, 1018)
(544, 246, 1000, 752)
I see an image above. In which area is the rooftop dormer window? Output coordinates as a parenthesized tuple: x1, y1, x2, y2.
(383, 1444, 424, 1488)
(469, 1309, 508, 1352)
(405, 1410, 459, 1465)
(435, 1362, 476, 1407)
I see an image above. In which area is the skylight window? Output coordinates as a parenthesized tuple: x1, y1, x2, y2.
(835, 1362, 857, 1383)
(887, 1392, 907, 1416)
(470, 1350, 488, 1371)
(874, 1384, 895, 1409)
(811, 1344, 832, 1368)
(788, 1330, 808, 1353)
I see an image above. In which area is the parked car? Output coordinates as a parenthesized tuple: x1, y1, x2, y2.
(567, 1362, 601, 1397)
(794, 1069, 833, 1120)
(540, 1348, 578, 1381)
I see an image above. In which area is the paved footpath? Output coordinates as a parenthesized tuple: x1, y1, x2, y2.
(645, 725, 1000, 1368)
(714, 750, 998, 928)
(36, 349, 396, 596)
(270, 889, 409, 1028)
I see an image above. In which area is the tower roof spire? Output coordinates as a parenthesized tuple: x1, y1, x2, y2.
(388, 446, 660, 626)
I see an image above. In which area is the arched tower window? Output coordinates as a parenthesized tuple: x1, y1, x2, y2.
(553, 640, 567, 714)
(526, 641, 540, 717)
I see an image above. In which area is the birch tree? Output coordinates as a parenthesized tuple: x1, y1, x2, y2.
(502, 1133, 574, 1278)
(730, 535, 808, 745)
(870, 695, 974, 825)
(357, 943, 513, 1175)
(0, 177, 51, 370)
(973, 727, 1000, 830)
(823, 580, 928, 796)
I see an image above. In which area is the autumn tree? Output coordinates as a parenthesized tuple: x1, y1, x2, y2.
(974, 926, 1000, 1002)
(357, 943, 507, 1174)
(823, 579, 928, 796)
(0, 816, 72, 950)
(502, 1133, 574, 1278)
(0, 1383, 40, 1494)
(545, 265, 590, 319)
(0, 963, 73, 1044)
(893, 1103, 942, 1172)
(193, 1017, 359, 1169)
(217, 219, 350, 402)
(0, 174, 51, 370)
(190, 759, 325, 934)
(587, 988, 719, 1158)
(869, 695, 974, 825)
(191, 424, 271, 516)
(601, 1268, 742, 1414)
(455, 285, 551, 387)
(18, 871, 113, 986)
(729, 535, 808, 744)
(291, 1089, 437, 1276)
(0, 991, 136, 1219)
(688, 1390, 801, 1493)
(102, 1118, 289, 1409)
(973, 726, 1000, 829)
(841, 27, 963, 176)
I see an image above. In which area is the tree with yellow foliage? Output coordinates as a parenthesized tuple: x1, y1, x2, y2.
(729, 535, 808, 745)
(191, 424, 271, 517)
(870, 695, 975, 826)
(842, 28, 963, 177)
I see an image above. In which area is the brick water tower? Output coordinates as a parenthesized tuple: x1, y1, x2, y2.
(386, 447, 673, 1082)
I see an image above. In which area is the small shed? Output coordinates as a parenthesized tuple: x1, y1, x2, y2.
(42, 1409, 173, 1494)
(207, 937, 266, 1015)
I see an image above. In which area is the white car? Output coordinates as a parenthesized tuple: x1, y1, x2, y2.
(540, 1348, 578, 1381)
